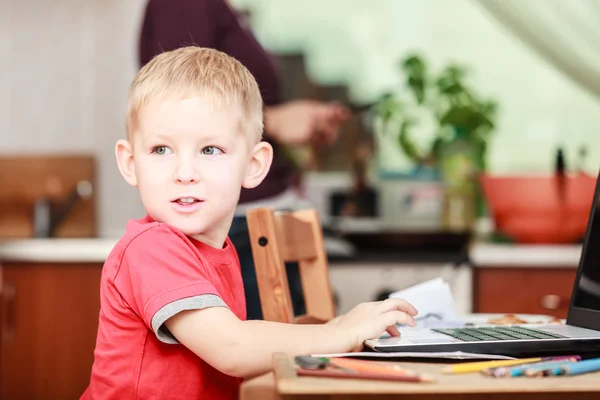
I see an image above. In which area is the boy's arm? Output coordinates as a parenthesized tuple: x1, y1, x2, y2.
(165, 307, 350, 378)
(165, 298, 417, 379)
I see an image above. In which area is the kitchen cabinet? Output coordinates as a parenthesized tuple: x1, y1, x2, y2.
(0, 262, 103, 400)
(473, 267, 577, 318)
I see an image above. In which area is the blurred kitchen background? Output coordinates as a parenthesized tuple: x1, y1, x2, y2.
(1, 1, 600, 398)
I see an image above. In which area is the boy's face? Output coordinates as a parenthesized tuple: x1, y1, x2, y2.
(116, 96, 272, 248)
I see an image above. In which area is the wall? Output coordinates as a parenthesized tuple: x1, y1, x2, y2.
(1, 0, 148, 237)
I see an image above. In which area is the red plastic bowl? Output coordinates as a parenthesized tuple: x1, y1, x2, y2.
(479, 173, 597, 244)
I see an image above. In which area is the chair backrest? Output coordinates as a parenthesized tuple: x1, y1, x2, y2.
(246, 207, 336, 324)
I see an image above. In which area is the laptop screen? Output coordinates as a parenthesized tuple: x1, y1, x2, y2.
(573, 177, 600, 312)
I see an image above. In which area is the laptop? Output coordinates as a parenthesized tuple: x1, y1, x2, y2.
(365, 171, 600, 358)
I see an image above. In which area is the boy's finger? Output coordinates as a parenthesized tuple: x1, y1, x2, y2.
(386, 325, 401, 337)
(379, 298, 418, 316)
(385, 310, 416, 327)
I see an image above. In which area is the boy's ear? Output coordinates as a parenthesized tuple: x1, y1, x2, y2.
(243, 141, 273, 189)
(115, 139, 138, 187)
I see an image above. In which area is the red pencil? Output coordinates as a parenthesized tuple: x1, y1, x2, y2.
(297, 367, 435, 383)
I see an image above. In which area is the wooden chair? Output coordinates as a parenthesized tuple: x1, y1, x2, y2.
(246, 208, 336, 324)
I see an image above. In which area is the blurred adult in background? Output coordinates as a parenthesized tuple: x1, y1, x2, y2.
(139, 0, 349, 319)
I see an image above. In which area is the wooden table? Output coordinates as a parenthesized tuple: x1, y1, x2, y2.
(240, 353, 600, 400)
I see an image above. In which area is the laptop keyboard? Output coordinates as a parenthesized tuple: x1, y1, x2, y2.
(431, 326, 567, 342)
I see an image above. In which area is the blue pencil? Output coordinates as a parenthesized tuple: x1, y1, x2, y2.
(518, 358, 580, 377)
(546, 357, 600, 376)
(481, 356, 580, 378)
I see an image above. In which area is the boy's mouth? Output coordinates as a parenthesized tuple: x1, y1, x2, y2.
(173, 197, 202, 205)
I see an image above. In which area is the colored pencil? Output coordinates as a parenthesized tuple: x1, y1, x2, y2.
(444, 356, 578, 375)
(543, 357, 600, 376)
(297, 367, 435, 383)
(481, 356, 581, 377)
(522, 358, 581, 377)
(443, 358, 541, 374)
(324, 357, 418, 377)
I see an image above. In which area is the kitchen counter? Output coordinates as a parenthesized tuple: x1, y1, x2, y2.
(0, 238, 117, 263)
(0, 238, 584, 267)
(470, 243, 582, 268)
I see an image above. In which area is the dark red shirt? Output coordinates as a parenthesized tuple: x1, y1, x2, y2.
(139, 0, 293, 202)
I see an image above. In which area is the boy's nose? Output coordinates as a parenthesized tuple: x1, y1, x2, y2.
(174, 162, 200, 184)
(177, 175, 196, 184)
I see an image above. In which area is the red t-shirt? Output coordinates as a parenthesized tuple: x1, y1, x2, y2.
(82, 216, 246, 399)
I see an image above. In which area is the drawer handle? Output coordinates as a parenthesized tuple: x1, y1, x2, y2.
(540, 294, 561, 310)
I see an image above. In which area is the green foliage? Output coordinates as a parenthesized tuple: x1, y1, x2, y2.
(375, 54, 498, 170)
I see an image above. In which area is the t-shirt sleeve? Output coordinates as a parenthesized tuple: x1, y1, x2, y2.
(114, 225, 227, 344)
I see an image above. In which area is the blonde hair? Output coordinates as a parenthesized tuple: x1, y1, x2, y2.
(126, 46, 263, 143)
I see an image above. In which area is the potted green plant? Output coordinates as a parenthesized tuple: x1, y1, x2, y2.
(373, 54, 498, 185)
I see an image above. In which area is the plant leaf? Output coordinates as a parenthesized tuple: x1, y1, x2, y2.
(398, 120, 420, 162)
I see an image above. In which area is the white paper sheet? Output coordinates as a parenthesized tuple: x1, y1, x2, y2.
(388, 277, 461, 326)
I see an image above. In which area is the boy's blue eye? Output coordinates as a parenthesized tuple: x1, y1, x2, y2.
(202, 146, 223, 155)
(152, 146, 172, 155)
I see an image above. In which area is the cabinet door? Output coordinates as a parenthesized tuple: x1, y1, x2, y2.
(0, 263, 102, 400)
(474, 267, 576, 318)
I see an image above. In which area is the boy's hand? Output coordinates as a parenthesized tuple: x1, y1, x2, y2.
(336, 298, 418, 352)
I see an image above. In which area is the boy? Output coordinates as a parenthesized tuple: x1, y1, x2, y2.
(82, 47, 417, 400)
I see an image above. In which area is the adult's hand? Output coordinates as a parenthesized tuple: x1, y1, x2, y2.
(264, 100, 350, 146)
